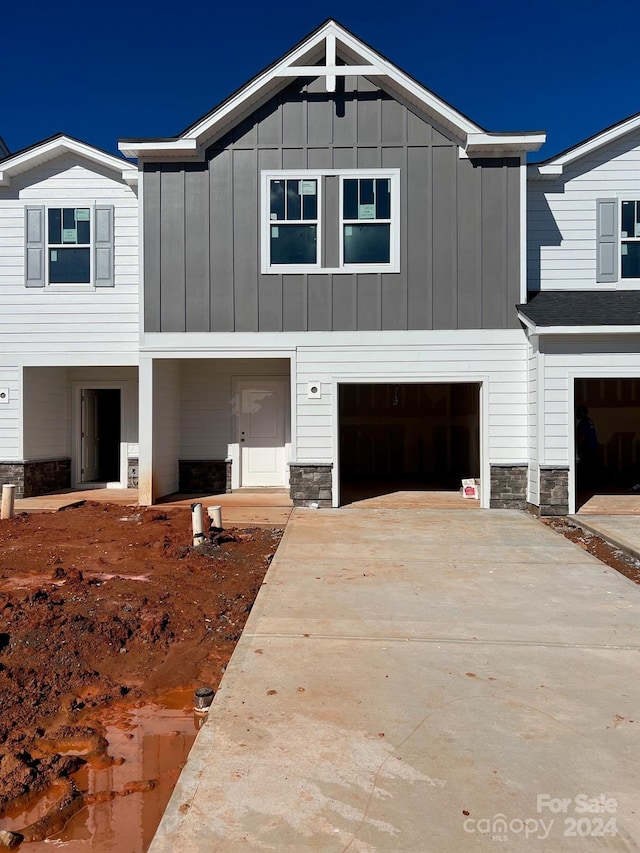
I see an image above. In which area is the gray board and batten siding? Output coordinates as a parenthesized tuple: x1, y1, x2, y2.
(143, 76, 521, 334)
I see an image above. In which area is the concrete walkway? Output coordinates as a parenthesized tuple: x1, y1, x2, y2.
(151, 508, 640, 852)
(575, 515, 640, 563)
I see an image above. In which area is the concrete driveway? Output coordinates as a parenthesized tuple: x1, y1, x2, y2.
(150, 508, 640, 852)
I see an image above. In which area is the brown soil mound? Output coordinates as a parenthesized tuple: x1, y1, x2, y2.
(0, 502, 281, 819)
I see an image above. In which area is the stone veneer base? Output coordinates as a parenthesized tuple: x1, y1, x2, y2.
(0, 458, 71, 499)
(539, 467, 569, 516)
(178, 460, 232, 494)
(289, 463, 332, 508)
(490, 464, 528, 510)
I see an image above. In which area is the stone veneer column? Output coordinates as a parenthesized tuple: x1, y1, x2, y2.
(538, 467, 569, 516)
(489, 464, 528, 510)
(289, 463, 332, 508)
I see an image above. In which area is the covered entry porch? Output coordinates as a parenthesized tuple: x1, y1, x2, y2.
(139, 356, 292, 505)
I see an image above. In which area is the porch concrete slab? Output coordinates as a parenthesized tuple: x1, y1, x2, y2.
(150, 508, 640, 853)
(574, 515, 640, 563)
(157, 490, 293, 528)
(14, 488, 137, 513)
(12, 489, 292, 527)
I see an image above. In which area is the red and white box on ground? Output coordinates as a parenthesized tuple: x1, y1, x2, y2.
(461, 478, 480, 499)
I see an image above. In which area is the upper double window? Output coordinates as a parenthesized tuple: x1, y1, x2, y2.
(261, 170, 399, 274)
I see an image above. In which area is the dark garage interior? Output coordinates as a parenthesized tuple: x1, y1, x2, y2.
(575, 378, 640, 505)
(339, 382, 480, 504)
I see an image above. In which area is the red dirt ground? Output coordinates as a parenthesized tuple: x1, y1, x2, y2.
(0, 502, 281, 842)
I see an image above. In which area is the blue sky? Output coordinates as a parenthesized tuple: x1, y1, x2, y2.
(2, 0, 633, 161)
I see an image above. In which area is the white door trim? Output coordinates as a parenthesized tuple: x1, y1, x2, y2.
(72, 381, 128, 489)
(231, 376, 290, 490)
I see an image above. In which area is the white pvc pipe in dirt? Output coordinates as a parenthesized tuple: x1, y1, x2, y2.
(207, 505, 222, 528)
(191, 502, 205, 547)
(1, 484, 15, 520)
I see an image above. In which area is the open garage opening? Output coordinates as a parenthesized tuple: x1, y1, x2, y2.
(575, 378, 640, 510)
(338, 382, 480, 505)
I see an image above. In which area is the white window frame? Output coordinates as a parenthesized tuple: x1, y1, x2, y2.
(619, 198, 640, 285)
(261, 171, 322, 274)
(339, 172, 399, 272)
(261, 169, 400, 275)
(46, 205, 94, 287)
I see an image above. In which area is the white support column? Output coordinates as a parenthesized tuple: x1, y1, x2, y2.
(138, 355, 154, 506)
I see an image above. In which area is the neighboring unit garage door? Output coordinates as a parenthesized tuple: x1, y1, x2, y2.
(339, 383, 480, 502)
(575, 378, 640, 496)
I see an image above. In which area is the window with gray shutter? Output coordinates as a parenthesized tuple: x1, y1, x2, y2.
(25, 206, 45, 287)
(94, 205, 114, 287)
(596, 198, 618, 283)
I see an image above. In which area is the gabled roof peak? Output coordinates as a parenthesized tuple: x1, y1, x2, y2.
(119, 20, 545, 160)
(0, 134, 137, 187)
(530, 111, 640, 180)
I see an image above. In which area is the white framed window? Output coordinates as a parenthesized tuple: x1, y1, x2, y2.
(620, 200, 640, 279)
(340, 175, 398, 269)
(261, 169, 399, 274)
(262, 174, 321, 272)
(25, 204, 114, 288)
(48, 207, 92, 283)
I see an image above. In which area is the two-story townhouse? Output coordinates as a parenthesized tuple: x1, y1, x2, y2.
(0, 135, 140, 497)
(524, 115, 640, 514)
(119, 19, 545, 510)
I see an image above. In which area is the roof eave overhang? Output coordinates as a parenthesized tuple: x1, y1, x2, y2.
(465, 132, 546, 157)
(529, 113, 640, 180)
(0, 136, 138, 186)
(119, 20, 545, 162)
(517, 311, 640, 335)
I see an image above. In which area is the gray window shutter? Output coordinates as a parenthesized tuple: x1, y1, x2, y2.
(596, 198, 618, 283)
(94, 205, 114, 287)
(25, 206, 45, 287)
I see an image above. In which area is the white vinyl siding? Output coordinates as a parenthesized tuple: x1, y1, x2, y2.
(0, 158, 138, 354)
(179, 359, 289, 459)
(528, 131, 640, 291)
(527, 339, 539, 504)
(0, 366, 21, 459)
(293, 332, 528, 465)
(23, 367, 68, 459)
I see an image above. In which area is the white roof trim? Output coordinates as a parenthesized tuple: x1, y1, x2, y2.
(529, 113, 640, 179)
(465, 131, 546, 155)
(0, 136, 138, 187)
(517, 310, 640, 335)
(119, 21, 545, 159)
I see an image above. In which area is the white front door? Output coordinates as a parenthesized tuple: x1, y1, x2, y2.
(81, 389, 100, 482)
(238, 380, 287, 487)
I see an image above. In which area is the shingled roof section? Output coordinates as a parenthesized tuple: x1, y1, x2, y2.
(517, 291, 640, 327)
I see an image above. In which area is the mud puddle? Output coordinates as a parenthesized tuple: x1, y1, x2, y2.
(0, 688, 199, 851)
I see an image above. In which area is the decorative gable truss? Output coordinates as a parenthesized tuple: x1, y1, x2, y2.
(119, 20, 545, 161)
